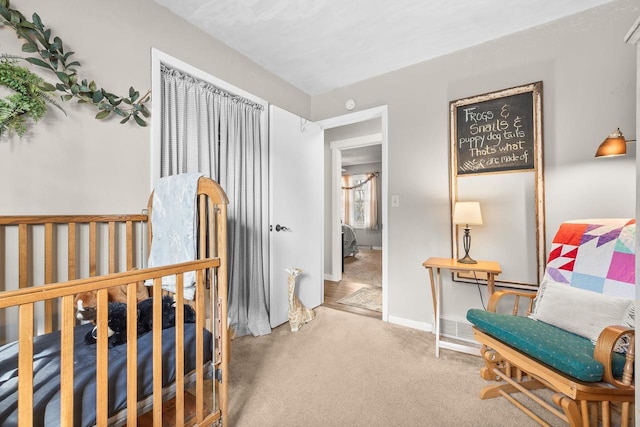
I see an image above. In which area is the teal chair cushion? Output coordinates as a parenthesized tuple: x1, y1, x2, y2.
(467, 309, 627, 382)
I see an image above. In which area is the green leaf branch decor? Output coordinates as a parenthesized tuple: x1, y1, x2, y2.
(0, 0, 150, 128)
(0, 55, 64, 137)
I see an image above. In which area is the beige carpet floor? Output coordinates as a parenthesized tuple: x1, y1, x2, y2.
(228, 307, 561, 427)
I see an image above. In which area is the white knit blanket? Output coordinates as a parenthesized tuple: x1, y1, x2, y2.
(146, 173, 203, 300)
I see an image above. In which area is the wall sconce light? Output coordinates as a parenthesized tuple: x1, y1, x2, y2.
(595, 128, 636, 158)
(453, 201, 483, 264)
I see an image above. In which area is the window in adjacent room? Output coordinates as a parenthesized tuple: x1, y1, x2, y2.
(342, 172, 379, 230)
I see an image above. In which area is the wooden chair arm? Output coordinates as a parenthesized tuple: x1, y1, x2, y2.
(487, 289, 537, 314)
(594, 326, 635, 388)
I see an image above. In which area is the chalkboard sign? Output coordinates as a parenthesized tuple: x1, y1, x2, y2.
(450, 82, 542, 176)
(449, 82, 546, 289)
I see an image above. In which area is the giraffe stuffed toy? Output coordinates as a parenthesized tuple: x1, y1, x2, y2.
(286, 267, 315, 332)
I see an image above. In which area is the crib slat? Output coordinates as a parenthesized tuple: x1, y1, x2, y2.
(44, 223, 54, 284)
(18, 224, 28, 289)
(195, 192, 207, 423)
(68, 222, 77, 280)
(175, 275, 185, 426)
(96, 289, 109, 425)
(195, 268, 205, 422)
(153, 278, 162, 426)
(44, 223, 54, 333)
(126, 282, 139, 426)
(217, 203, 229, 423)
(208, 201, 214, 261)
(18, 303, 34, 425)
(109, 221, 116, 274)
(89, 222, 97, 277)
(210, 202, 220, 412)
(126, 220, 134, 270)
(60, 295, 75, 426)
(199, 194, 206, 259)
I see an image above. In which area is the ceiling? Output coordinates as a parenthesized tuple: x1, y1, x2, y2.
(342, 145, 382, 167)
(154, 0, 615, 95)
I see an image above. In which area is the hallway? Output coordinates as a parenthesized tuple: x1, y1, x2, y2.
(323, 249, 382, 319)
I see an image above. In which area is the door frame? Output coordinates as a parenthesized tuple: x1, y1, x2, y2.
(328, 132, 382, 281)
(317, 105, 389, 321)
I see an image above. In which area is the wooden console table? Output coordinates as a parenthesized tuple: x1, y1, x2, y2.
(422, 257, 502, 357)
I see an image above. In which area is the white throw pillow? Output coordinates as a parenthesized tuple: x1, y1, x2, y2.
(530, 279, 635, 346)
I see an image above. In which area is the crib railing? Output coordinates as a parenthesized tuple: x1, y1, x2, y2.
(0, 259, 223, 426)
(0, 214, 147, 336)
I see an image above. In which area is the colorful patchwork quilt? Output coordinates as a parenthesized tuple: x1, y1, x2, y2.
(543, 218, 635, 299)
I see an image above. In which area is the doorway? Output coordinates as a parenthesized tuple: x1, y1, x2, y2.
(317, 106, 388, 321)
(325, 139, 382, 318)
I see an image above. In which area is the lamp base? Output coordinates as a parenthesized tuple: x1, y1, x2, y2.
(457, 254, 478, 264)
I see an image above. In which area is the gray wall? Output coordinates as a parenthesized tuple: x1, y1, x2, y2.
(312, 0, 638, 325)
(0, 0, 309, 215)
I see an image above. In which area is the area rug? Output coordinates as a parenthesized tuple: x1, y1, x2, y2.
(337, 287, 382, 312)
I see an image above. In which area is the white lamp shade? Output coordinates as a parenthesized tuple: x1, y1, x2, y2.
(453, 202, 483, 226)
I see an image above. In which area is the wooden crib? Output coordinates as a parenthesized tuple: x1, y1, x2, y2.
(0, 177, 229, 426)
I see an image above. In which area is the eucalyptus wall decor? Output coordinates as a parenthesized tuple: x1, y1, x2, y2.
(0, 0, 150, 135)
(0, 55, 64, 136)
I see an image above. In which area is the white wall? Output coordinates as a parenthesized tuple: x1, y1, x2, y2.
(0, 0, 309, 215)
(312, 0, 638, 325)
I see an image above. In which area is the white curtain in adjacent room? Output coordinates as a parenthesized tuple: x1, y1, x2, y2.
(160, 64, 271, 337)
(342, 175, 351, 225)
(367, 174, 378, 231)
(342, 173, 379, 230)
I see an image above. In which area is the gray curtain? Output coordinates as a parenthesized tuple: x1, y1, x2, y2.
(160, 64, 271, 337)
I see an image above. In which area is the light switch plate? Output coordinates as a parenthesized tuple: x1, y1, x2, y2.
(391, 195, 400, 207)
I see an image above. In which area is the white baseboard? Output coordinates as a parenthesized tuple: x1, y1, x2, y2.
(355, 244, 383, 251)
(387, 315, 433, 333)
(324, 273, 339, 282)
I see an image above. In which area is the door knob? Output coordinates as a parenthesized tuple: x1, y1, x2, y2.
(275, 224, 290, 232)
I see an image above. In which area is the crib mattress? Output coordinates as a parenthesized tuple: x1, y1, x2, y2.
(0, 322, 212, 427)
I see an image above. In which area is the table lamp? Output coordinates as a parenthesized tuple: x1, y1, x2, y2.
(453, 201, 483, 264)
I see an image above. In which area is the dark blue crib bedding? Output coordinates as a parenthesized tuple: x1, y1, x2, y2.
(0, 323, 212, 427)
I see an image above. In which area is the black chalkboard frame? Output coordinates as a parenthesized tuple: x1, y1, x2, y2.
(448, 82, 546, 289)
(450, 82, 543, 177)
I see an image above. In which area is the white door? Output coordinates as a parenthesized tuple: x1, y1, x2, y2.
(269, 106, 324, 328)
